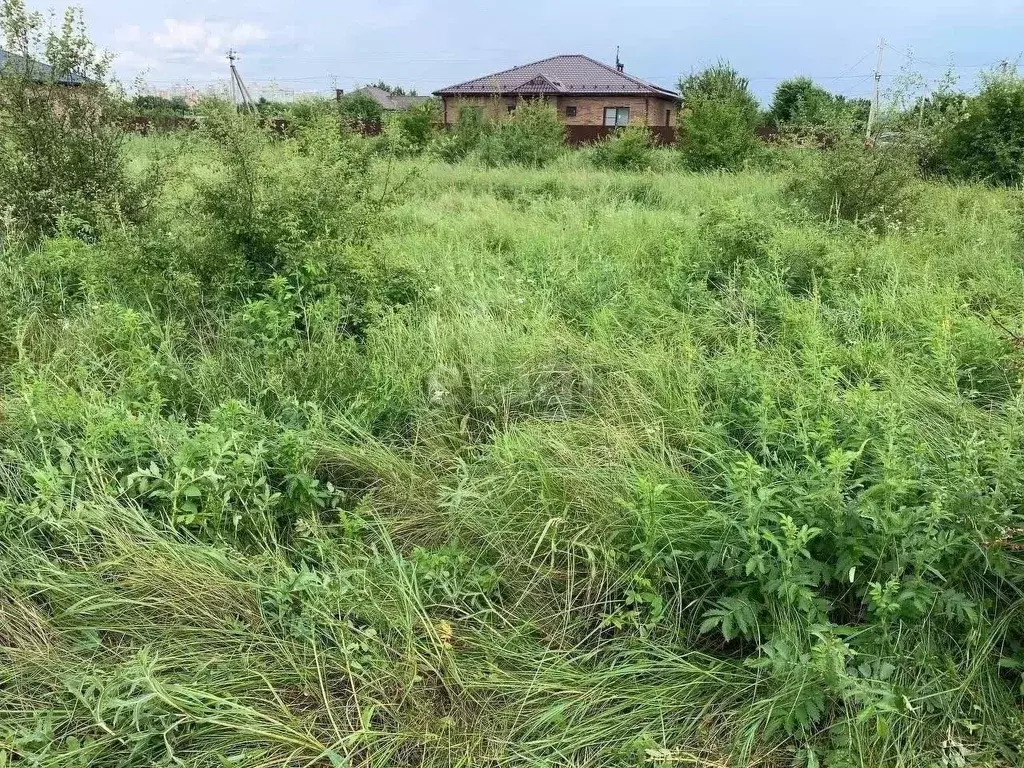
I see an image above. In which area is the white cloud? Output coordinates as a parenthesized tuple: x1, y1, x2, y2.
(151, 18, 268, 55)
(152, 20, 208, 50)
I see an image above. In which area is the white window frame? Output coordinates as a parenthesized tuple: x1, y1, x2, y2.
(603, 106, 630, 127)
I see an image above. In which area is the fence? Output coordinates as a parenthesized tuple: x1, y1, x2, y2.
(565, 126, 676, 146)
(126, 116, 677, 146)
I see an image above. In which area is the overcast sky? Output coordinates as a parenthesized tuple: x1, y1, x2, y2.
(63, 0, 1024, 103)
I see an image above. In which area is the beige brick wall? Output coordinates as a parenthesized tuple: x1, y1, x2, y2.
(441, 94, 678, 126)
(555, 95, 678, 126)
(441, 95, 511, 123)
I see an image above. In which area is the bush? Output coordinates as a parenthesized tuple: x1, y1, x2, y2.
(786, 134, 919, 229)
(590, 126, 655, 171)
(479, 100, 565, 168)
(433, 106, 489, 163)
(193, 102, 388, 281)
(395, 100, 439, 154)
(678, 63, 762, 171)
(934, 72, 1024, 186)
(0, 0, 141, 241)
(338, 90, 383, 131)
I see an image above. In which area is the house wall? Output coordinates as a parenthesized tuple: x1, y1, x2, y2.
(556, 95, 678, 127)
(441, 94, 678, 127)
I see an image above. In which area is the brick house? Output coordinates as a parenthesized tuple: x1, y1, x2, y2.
(434, 54, 681, 140)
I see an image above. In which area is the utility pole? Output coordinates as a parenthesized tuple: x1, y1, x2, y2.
(228, 49, 238, 108)
(866, 37, 885, 140)
(227, 49, 257, 115)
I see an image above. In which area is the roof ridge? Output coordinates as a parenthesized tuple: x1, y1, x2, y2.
(574, 53, 678, 95)
(433, 53, 680, 98)
(436, 54, 569, 92)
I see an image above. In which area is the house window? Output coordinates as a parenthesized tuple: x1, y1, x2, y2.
(507, 104, 516, 114)
(603, 106, 630, 127)
(665, 108, 671, 125)
(565, 105, 577, 117)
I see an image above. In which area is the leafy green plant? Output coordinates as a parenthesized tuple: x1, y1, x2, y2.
(193, 101, 387, 280)
(933, 70, 1024, 185)
(395, 99, 439, 154)
(786, 133, 920, 229)
(338, 89, 384, 130)
(433, 105, 490, 162)
(479, 99, 565, 168)
(0, 0, 143, 240)
(590, 125, 656, 171)
(678, 62, 762, 171)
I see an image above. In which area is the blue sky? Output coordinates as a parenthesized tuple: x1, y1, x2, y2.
(68, 0, 1024, 103)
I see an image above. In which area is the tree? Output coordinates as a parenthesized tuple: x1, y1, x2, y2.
(678, 62, 761, 171)
(371, 80, 417, 97)
(769, 77, 839, 126)
(0, 0, 139, 240)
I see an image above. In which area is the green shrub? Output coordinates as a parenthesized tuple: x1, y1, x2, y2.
(934, 72, 1024, 185)
(679, 62, 762, 171)
(337, 90, 384, 130)
(193, 102, 387, 281)
(479, 100, 565, 168)
(0, 0, 142, 241)
(395, 100, 439, 154)
(786, 134, 920, 229)
(591, 126, 655, 171)
(433, 105, 489, 162)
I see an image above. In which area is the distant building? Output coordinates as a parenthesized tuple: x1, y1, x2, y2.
(0, 47, 88, 86)
(433, 54, 680, 128)
(338, 85, 430, 111)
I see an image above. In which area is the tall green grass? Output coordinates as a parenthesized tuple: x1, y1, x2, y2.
(2, 137, 1024, 767)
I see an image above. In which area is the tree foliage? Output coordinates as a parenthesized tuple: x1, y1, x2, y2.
(394, 99, 439, 153)
(133, 94, 188, 117)
(678, 62, 761, 171)
(786, 134, 920, 229)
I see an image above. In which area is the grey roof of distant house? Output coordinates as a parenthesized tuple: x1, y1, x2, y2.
(433, 54, 680, 99)
(0, 48, 88, 85)
(355, 86, 430, 110)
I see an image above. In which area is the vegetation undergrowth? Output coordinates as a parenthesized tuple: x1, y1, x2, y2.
(3, 135, 1024, 767)
(4, 7, 1024, 767)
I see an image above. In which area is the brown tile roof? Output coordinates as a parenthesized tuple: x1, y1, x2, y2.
(433, 54, 680, 100)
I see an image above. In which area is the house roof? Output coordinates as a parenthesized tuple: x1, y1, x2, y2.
(0, 48, 88, 85)
(354, 86, 430, 110)
(433, 54, 680, 100)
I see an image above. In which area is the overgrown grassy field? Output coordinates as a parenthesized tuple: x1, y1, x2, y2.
(3, 134, 1024, 767)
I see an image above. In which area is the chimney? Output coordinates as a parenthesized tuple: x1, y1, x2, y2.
(335, 88, 345, 101)
(615, 45, 624, 72)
